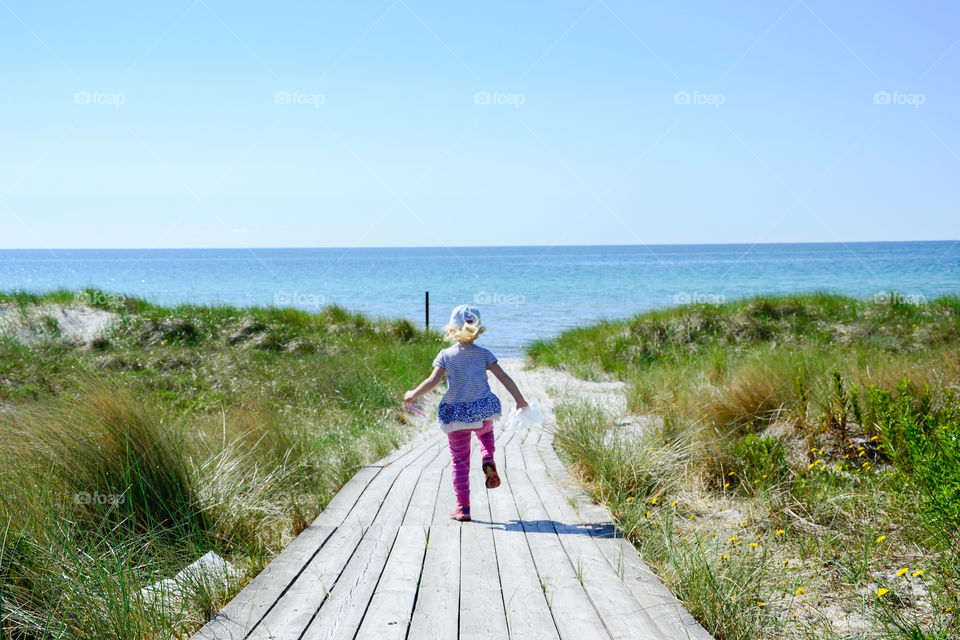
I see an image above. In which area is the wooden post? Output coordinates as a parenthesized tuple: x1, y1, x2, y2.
(425, 291, 429, 330)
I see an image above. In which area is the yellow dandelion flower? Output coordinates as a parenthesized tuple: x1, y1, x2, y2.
(810, 447, 817, 452)
(858, 450, 865, 457)
(758, 601, 766, 607)
(721, 554, 729, 560)
(795, 587, 804, 595)
(712, 532, 718, 537)
(728, 536, 738, 543)
(912, 569, 923, 577)
(750, 542, 759, 547)
(784, 559, 789, 566)
(876, 535, 887, 542)
(728, 471, 735, 476)
(896, 568, 908, 577)
(776, 529, 785, 535)
(614, 449, 620, 454)
(724, 482, 730, 488)
(683, 536, 689, 541)
(671, 501, 677, 507)
(792, 612, 798, 618)
(651, 497, 657, 504)
(648, 446, 654, 451)
(626, 497, 634, 502)
(877, 588, 889, 597)
(870, 435, 879, 441)
(762, 474, 767, 479)
(690, 514, 695, 520)
(644, 510, 650, 517)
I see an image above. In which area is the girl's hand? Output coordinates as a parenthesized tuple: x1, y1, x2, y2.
(517, 400, 529, 409)
(404, 390, 417, 402)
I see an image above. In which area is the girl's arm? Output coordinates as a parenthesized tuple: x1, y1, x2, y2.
(404, 367, 445, 403)
(487, 362, 528, 408)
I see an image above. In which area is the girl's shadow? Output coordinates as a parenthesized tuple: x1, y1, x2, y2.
(475, 519, 618, 538)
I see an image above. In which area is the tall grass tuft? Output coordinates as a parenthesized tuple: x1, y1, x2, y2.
(12, 382, 207, 540)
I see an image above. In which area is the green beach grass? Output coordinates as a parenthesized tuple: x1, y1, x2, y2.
(0, 289, 436, 639)
(529, 292, 960, 640)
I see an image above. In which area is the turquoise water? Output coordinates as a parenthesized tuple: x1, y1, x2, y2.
(1, 242, 958, 356)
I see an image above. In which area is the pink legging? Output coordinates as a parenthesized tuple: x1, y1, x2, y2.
(447, 419, 495, 510)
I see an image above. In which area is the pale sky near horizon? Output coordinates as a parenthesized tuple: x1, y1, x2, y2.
(1, 1, 958, 249)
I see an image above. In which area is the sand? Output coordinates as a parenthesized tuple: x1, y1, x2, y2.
(0, 303, 116, 345)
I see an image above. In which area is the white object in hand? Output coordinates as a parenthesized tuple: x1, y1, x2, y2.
(501, 403, 544, 432)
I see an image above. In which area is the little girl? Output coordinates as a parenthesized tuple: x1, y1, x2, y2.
(404, 304, 527, 521)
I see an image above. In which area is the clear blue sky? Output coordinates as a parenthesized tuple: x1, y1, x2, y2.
(1, 0, 958, 248)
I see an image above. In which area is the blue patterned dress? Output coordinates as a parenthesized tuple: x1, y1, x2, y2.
(432, 343, 502, 433)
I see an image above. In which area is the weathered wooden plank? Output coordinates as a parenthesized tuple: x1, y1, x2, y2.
(354, 525, 428, 640)
(521, 443, 670, 640)
(407, 523, 460, 639)
(506, 465, 612, 640)
(487, 434, 561, 640)
(299, 463, 430, 640)
(246, 458, 428, 640)
(375, 428, 444, 467)
(459, 514, 509, 639)
(532, 441, 714, 640)
(402, 464, 443, 528)
(190, 465, 381, 640)
(431, 447, 455, 525)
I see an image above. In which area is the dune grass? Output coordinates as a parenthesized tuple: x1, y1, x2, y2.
(0, 289, 438, 639)
(531, 293, 960, 640)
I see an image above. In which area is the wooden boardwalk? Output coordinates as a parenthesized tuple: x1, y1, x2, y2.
(192, 360, 713, 640)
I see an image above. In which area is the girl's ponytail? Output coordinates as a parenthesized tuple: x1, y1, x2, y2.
(443, 319, 484, 344)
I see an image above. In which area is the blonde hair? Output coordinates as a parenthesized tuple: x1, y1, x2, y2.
(443, 320, 485, 344)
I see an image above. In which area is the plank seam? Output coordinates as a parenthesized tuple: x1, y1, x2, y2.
(302, 443, 444, 639)
(517, 442, 616, 640)
(502, 436, 564, 639)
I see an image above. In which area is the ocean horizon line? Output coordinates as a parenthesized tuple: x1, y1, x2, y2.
(1, 239, 956, 252)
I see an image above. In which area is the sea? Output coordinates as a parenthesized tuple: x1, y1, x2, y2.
(1, 242, 958, 356)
